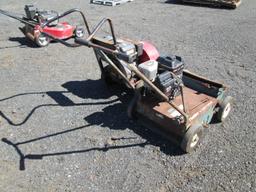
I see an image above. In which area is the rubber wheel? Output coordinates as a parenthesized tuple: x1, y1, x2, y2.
(75, 26, 85, 38)
(35, 33, 50, 47)
(217, 96, 233, 122)
(127, 81, 144, 119)
(181, 124, 203, 153)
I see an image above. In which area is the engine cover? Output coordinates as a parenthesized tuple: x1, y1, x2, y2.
(24, 5, 37, 19)
(157, 55, 185, 78)
(38, 10, 58, 26)
(155, 71, 180, 99)
(138, 60, 158, 81)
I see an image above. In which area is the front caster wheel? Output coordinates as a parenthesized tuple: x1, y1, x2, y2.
(181, 124, 203, 153)
(74, 26, 85, 38)
(35, 33, 50, 47)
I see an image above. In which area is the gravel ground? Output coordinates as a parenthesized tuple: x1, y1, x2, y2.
(0, 0, 255, 191)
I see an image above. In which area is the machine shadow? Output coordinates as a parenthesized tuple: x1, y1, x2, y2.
(8, 37, 38, 48)
(0, 79, 120, 126)
(1, 136, 148, 171)
(63, 80, 184, 157)
(0, 37, 35, 50)
(1, 79, 184, 170)
(61, 79, 117, 100)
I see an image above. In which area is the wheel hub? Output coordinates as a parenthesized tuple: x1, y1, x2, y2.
(190, 133, 199, 148)
(222, 103, 231, 119)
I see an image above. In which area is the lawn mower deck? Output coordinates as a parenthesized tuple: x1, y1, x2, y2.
(19, 22, 77, 47)
(134, 70, 226, 151)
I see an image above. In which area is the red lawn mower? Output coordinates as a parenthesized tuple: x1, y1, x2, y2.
(0, 5, 85, 47)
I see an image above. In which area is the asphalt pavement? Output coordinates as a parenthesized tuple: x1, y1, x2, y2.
(0, 0, 255, 191)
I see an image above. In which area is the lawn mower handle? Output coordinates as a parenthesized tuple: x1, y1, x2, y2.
(85, 17, 117, 45)
(41, 9, 128, 59)
(42, 9, 116, 46)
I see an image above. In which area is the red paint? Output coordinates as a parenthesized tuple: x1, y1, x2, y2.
(139, 41, 160, 63)
(35, 22, 75, 39)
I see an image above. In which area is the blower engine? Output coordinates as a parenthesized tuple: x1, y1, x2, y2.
(108, 38, 185, 100)
(139, 55, 184, 100)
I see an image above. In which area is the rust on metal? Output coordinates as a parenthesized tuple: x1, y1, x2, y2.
(183, 70, 227, 89)
(136, 84, 217, 137)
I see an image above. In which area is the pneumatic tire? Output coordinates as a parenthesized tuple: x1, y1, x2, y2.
(217, 96, 233, 122)
(181, 124, 203, 153)
(35, 33, 50, 47)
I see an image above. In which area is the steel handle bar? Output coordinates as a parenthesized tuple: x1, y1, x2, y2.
(41, 9, 119, 53)
(85, 18, 117, 45)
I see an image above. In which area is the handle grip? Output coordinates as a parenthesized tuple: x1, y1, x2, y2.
(75, 38, 91, 47)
